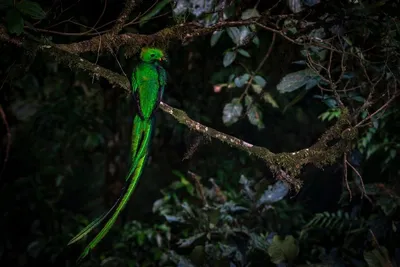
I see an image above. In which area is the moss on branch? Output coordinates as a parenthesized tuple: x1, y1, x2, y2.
(160, 102, 354, 182)
(54, 18, 264, 56)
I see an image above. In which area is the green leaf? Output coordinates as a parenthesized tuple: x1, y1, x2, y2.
(251, 84, 263, 94)
(6, 9, 24, 35)
(237, 48, 251, 57)
(227, 27, 241, 45)
(318, 108, 341, 121)
(239, 174, 256, 199)
(276, 68, 318, 93)
(322, 98, 337, 108)
(287, 27, 297, 34)
(343, 36, 353, 46)
(222, 98, 243, 125)
(252, 36, 260, 46)
(223, 51, 237, 67)
(244, 95, 253, 106)
(169, 251, 196, 267)
(16, 0, 46, 20)
(201, 13, 219, 27)
(305, 78, 319, 90)
(234, 74, 250, 87)
(267, 235, 299, 264)
(238, 26, 251, 45)
(253, 75, 267, 87)
(152, 198, 166, 213)
(250, 233, 269, 252)
(309, 27, 326, 39)
(181, 202, 195, 217)
(247, 105, 264, 129)
(241, 8, 261, 19)
(250, 76, 267, 95)
(211, 30, 223, 47)
(263, 93, 279, 108)
(257, 181, 289, 206)
(139, 0, 170, 26)
(177, 233, 206, 248)
(164, 215, 186, 223)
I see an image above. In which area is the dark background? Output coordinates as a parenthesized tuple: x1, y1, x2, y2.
(0, 0, 399, 266)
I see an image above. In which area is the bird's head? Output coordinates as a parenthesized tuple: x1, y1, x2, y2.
(140, 47, 167, 63)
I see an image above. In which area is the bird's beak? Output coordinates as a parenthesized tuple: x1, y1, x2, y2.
(159, 57, 168, 65)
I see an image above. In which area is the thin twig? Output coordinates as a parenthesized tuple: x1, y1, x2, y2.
(346, 159, 373, 204)
(343, 153, 352, 201)
(354, 94, 398, 128)
(26, 0, 108, 37)
(240, 32, 276, 101)
(239, 33, 276, 120)
(345, 159, 364, 197)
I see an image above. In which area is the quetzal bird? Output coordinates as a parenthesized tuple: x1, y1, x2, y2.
(68, 47, 167, 261)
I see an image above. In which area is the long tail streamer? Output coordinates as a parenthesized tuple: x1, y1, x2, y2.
(68, 116, 153, 262)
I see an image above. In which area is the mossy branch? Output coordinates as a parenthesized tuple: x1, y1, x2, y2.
(112, 0, 142, 34)
(52, 19, 265, 56)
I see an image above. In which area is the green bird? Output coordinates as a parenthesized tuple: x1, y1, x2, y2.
(68, 47, 167, 261)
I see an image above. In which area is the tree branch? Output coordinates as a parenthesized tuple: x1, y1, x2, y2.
(112, 0, 142, 34)
(53, 19, 263, 55)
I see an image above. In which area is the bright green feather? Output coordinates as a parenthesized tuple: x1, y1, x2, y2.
(68, 47, 167, 262)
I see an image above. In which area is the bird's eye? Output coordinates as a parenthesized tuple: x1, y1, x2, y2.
(150, 54, 155, 57)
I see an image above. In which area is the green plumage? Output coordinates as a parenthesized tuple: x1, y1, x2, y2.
(68, 47, 167, 262)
